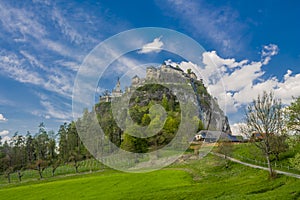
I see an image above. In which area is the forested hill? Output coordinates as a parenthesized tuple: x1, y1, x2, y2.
(94, 64, 231, 153)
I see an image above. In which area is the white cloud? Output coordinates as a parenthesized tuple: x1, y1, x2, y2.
(55, 60, 79, 71)
(0, 2, 46, 41)
(0, 130, 9, 136)
(0, 114, 7, 122)
(230, 123, 247, 137)
(0, 50, 74, 98)
(51, 8, 85, 45)
(167, 44, 300, 117)
(261, 44, 279, 65)
(40, 100, 72, 120)
(276, 70, 300, 104)
(20, 50, 48, 71)
(138, 37, 164, 54)
(0, 52, 44, 85)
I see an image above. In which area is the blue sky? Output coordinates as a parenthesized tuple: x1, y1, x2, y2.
(0, 0, 300, 139)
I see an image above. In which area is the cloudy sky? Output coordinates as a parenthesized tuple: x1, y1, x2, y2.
(0, 0, 300, 140)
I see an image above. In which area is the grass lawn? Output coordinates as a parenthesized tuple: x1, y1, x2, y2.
(231, 143, 300, 174)
(1, 154, 300, 199)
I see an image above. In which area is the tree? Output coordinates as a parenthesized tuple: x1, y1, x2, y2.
(269, 135, 288, 161)
(242, 91, 285, 178)
(25, 132, 35, 165)
(58, 123, 68, 162)
(69, 148, 83, 173)
(121, 133, 148, 163)
(217, 138, 233, 168)
(286, 96, 300, 133)
(47, 130, 59, 176)
(50, 159, 61, 177)
(31, 123, 50, 179)
(33, 159, 48, 179)
(11, 133, 26, 182)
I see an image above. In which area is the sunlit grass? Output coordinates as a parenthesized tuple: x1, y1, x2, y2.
(1, 154, 300, 199)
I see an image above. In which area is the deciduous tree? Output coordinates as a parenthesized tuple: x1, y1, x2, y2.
(242, 91, 285, 178)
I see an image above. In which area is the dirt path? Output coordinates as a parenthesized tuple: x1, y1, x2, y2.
(211, 152, 300, 179)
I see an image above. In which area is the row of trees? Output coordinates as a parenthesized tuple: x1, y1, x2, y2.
(0, 82, 204, 183)
(0, 122, 90, 183)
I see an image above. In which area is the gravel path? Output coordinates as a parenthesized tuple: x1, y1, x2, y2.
(211, 152, 300, 179)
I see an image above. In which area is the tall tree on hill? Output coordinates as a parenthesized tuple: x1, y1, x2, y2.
(242, 91, 285, 178)
(47, 130, 59, 176)
(32, 123, 50, 179)
(66, 121, 87, 172)
(1, 141, 13, 183)
(286, 96, 300, 133)
(58, 123, 68, 162)
(25, 132, 35, 165)
(11, 133, 26, 181)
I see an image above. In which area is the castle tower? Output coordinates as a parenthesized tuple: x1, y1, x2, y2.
(131, 75, 140, 87)
(115, 77, 121, 92)
(111, 77, 122, 97)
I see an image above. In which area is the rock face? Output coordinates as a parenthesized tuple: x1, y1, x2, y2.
(133, 64, 231, 133)
(99, 63, 231, 134)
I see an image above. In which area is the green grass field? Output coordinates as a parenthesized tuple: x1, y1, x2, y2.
(232, 143, 300, 174)
(1, 154, 300, 200)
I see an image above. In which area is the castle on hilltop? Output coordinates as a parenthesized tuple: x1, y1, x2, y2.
(97, 63, 232, 135)
(99, 63, 200, 102)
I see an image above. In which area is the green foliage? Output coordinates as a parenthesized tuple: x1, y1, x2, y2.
(269, 135, 288, 161)
(161, 94, 169, 111)
(289, 153, 300, 170)
(120, 134, 148, 153)
(141, 114, 151, 126)
(96, 103, 122, 147)
(187, 68, 192, 74)
(198, 119, 204, 131)
(286, 96, 300, 133)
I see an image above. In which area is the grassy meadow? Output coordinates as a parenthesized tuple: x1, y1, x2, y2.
(1, 154, 300, 200)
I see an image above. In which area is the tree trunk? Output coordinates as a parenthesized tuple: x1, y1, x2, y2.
(52, 168, 56, 177)
(7, 173, 11, 183)
(75, 160, 78, 173)
(275, 153, 279, 161)
(38, 170, 43, 179)
(266, 152, 274, 178)
(17, 171, 23, 182)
